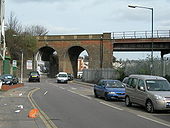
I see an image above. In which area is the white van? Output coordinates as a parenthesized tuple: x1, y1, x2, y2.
(56, 72, 68, 83)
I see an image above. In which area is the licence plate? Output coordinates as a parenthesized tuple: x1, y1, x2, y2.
(167, 102, 170, 106)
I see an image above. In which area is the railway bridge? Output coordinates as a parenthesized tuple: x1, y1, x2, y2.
(36, 30, 170, 77)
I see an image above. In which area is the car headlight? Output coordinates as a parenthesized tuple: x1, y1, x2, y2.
(154, 95, 166, 100)
(108, 92, 116, 94)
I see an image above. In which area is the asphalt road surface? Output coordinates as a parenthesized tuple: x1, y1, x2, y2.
(26, 78, 170, 128)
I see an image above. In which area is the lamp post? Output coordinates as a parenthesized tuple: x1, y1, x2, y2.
(13, 35, 24, 83)
(128, 5, 154, 75)
(100, 35, 103, 68)
(20, 51, 23, 83)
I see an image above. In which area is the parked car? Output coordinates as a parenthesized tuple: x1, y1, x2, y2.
(122, 77, 129, 85)
(67, 73, 74, 81)
(56, 72, 68, 83)
(125, 75, 170, 113)
(0, 74, 18, 85)
(94, 79, 125, 101)
(28, 71, 40, 82)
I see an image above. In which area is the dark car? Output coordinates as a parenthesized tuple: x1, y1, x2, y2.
(94, 79, 125, 101)
(0, 74, 19, 85)
(67, 73, 74, 81)
(28, 71, 40, 82)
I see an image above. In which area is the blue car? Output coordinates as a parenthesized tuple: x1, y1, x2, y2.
(94, 79, 125, 101)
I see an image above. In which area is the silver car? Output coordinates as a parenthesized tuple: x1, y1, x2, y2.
(125, 75, 170, 113)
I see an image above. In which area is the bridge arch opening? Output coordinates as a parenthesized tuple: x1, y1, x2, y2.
(36, 46, 59, 77)
(68, 46, 89, 78)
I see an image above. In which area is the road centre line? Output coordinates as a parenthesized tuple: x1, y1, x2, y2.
(71, 87, 77, 90)
(67, 90, 92, 100)
(99, 102, 123, 111)
(137, 115, 170, 127)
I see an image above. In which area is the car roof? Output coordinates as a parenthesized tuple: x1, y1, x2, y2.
(100, 79, 120, 82)
(30, 71, 39, 73)
(1, 74, 13, 77)
(129, 74, 166, 80)
(58, 72, 67, 74)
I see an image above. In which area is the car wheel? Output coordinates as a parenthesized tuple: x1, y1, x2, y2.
(146, 100, 154, 113)
(125, 96, 132, 107)
(104, 93, 109, 101)
(94, 90, 98, 98)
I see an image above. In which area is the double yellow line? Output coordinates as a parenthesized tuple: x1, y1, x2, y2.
(28, 88, 58, 128)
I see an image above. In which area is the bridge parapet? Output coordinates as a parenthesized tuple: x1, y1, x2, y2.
(113, 30, 170, 39)
(37, 33, 111, 41)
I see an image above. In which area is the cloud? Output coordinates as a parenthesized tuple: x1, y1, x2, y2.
(11, 0, 78, 4)
(46, 25, 79, 35)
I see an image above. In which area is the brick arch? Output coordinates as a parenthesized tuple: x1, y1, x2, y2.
(67, 46, 89, 77)
(35, 46, 59, 77)
(36, 33, 113, 77)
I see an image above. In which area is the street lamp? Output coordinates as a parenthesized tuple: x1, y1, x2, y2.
(20, 51, 23, 83)
(128, 5, 154, 75)
(13, 35, 24, 83)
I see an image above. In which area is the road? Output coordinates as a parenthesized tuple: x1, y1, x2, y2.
(26, 78, 170, 128)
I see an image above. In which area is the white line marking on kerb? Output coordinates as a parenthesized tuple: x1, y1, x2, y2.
(67, 90, 92, 100)
(99, 102, 123, 111)
(137, 115, 170, 127)
(59, 87, 65, 90)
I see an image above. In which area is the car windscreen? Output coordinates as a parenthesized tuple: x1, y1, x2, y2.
(105, 81, 124, 88)
(30, 72, 39, 76)
(146, 80, 170, 91)
(4, 75, 13, 79)
(58, 74, 67, 77)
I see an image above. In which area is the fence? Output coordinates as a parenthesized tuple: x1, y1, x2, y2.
(82, 68, 119, 83)
(112, 30, 170, 39)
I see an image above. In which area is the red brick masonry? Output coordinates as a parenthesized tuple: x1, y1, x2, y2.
(1, 83, 24, 91)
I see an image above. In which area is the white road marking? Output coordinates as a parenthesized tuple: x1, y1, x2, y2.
(137, 115, 170, 127)
(18, 105, 24, 109)
(19, 93, 23, 96)
(67, 90, 92, 100)
(99, 102, 123, 111)
(71, 87, 77, 90)
(15, 110, 21, 113)
(44, 91, 48, 96)
(59, 87, 65, 90)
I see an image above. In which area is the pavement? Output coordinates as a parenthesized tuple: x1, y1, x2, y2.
(0, 86, 47, 128)
(72, 79, 94, 87)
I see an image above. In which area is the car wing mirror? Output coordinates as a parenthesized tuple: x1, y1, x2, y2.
(140, 86, 145, 91)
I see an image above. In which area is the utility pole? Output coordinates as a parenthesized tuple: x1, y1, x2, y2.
(0, 0, 6, 60)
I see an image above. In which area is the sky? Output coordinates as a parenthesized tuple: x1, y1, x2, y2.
(5, 0, 170, 60)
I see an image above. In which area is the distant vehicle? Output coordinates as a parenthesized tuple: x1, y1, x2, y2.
(56, 72, 68, 83)
(125, 75, 170, 113)
(67, 73, 74, 81)
(28, 71, 40, 82)
(94, 79, 125, 101)
(0, 74, 18, 85)
(77, 71, 83, 79)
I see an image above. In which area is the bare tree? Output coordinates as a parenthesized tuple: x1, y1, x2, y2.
(25, 25, 48, 36)
(6, 12, 23, 34)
